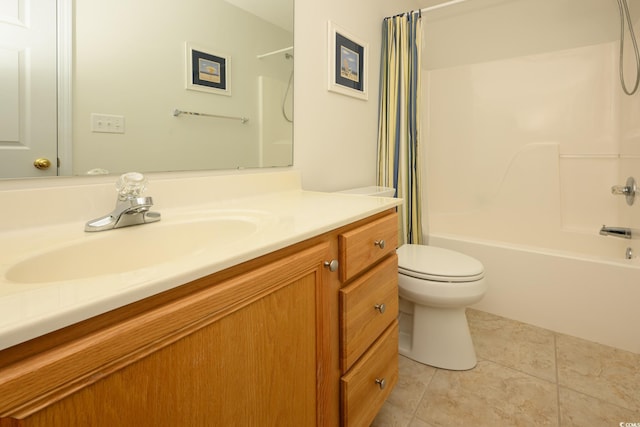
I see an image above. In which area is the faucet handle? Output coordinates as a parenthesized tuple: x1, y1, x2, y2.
(610, 176, 636, 206)
(116, 172, 148, 199)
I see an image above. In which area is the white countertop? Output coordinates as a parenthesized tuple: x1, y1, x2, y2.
(0, 174, 400, 350)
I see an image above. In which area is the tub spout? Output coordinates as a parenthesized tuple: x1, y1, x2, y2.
(599, 225, 632, 239)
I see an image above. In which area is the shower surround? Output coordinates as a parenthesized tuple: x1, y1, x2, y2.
(424, 34, 640, 353)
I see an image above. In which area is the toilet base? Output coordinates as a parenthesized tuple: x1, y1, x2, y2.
(399, 304, 477, 370)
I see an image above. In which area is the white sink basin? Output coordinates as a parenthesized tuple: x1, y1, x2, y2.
(5, 213, 263, 284)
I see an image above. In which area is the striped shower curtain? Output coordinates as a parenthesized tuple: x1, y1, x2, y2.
(377, 11, 423, 246)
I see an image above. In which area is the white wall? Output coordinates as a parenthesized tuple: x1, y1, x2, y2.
(293, 0, 416, 191)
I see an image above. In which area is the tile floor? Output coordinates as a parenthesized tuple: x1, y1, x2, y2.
(372, 309, 640, 427)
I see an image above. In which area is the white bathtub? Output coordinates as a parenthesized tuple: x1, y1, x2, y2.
(430, 233, 640, 354)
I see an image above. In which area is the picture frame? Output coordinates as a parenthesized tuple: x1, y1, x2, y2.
(327, 21, 368, 100)
(185, 42, 231, 96)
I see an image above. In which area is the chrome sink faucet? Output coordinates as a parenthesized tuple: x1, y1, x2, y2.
(85, 172, 161, 232)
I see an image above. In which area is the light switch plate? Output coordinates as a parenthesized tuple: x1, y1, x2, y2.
(91, 114, 125, 134)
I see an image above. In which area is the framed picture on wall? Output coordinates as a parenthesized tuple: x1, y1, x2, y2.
(185, 43, 231, 96)
(327, 21, 368, 100)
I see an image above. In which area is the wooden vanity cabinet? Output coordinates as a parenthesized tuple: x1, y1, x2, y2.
(0, 209, 398, 427)
(0, 242, 329, 427)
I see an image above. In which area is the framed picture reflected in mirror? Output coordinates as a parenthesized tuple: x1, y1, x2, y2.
(186, 42, 231, 96)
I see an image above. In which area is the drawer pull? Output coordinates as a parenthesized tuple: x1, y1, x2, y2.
(374, 239, 386, 249)
(324, 259, 339, 272)
(374, 303, 386, 314)
(375, 378, 387, 390)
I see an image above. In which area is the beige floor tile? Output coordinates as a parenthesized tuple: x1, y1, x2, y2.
(384, 356, 438, 413)
(467, 308, 557, 382)
(378, 310, 639, 427)
(372, 356, 438, 427)
(558, 386, 640, 427)
(371, 401, 414, 427)
(408, 417, 433, 427)
(556, 333, 640, 411)
(415, 360, 559, 427)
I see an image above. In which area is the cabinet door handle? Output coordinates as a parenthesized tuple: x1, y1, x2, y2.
(374, 303, 386, 314)
(374, 239, 386, 249)
(375, 378, 386, 390)
(323, 259, 339, 272)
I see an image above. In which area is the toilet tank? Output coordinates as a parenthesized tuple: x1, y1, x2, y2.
(337, 186, 396, 197)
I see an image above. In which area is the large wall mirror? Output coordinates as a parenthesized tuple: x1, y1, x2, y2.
(0, 0, 293, 179)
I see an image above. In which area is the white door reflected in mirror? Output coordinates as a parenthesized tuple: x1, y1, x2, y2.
(0, 0, 58, 178)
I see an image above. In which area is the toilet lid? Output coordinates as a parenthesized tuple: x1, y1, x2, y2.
(397, 244, 484, 282)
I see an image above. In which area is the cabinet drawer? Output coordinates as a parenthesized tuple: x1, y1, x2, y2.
(340, 321, 398, 427)
(339, 213, 397, 282)
(339, 255, 398, 372)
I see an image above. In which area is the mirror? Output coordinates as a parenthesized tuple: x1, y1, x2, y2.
(1, 0, 293, 179)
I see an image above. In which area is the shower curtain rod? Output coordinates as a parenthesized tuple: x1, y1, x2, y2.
(256, 46, 293, 59)
(421, 0, 469, 13)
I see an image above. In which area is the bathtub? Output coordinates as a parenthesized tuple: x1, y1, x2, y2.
(429, 233, 640, 354)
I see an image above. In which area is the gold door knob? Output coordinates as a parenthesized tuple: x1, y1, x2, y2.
(34, 158, 52, 170)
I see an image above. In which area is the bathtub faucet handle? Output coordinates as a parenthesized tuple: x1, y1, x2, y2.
(611, 176, 636, 206)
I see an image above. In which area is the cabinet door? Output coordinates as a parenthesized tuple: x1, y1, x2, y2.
(13, 244, 330, 427)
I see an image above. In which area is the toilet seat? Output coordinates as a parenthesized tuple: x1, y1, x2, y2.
(397, 244, 484, 283)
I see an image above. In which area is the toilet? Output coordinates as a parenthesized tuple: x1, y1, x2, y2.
(397, 244, 486, 370)
(337, 186, 486, 370)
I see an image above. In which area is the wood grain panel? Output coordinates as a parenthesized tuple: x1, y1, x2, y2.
(338, 213, 398, 283)
(24, 273, 317, 426)
(340, 322, 398, 427)
(339, 254, 398, 372)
